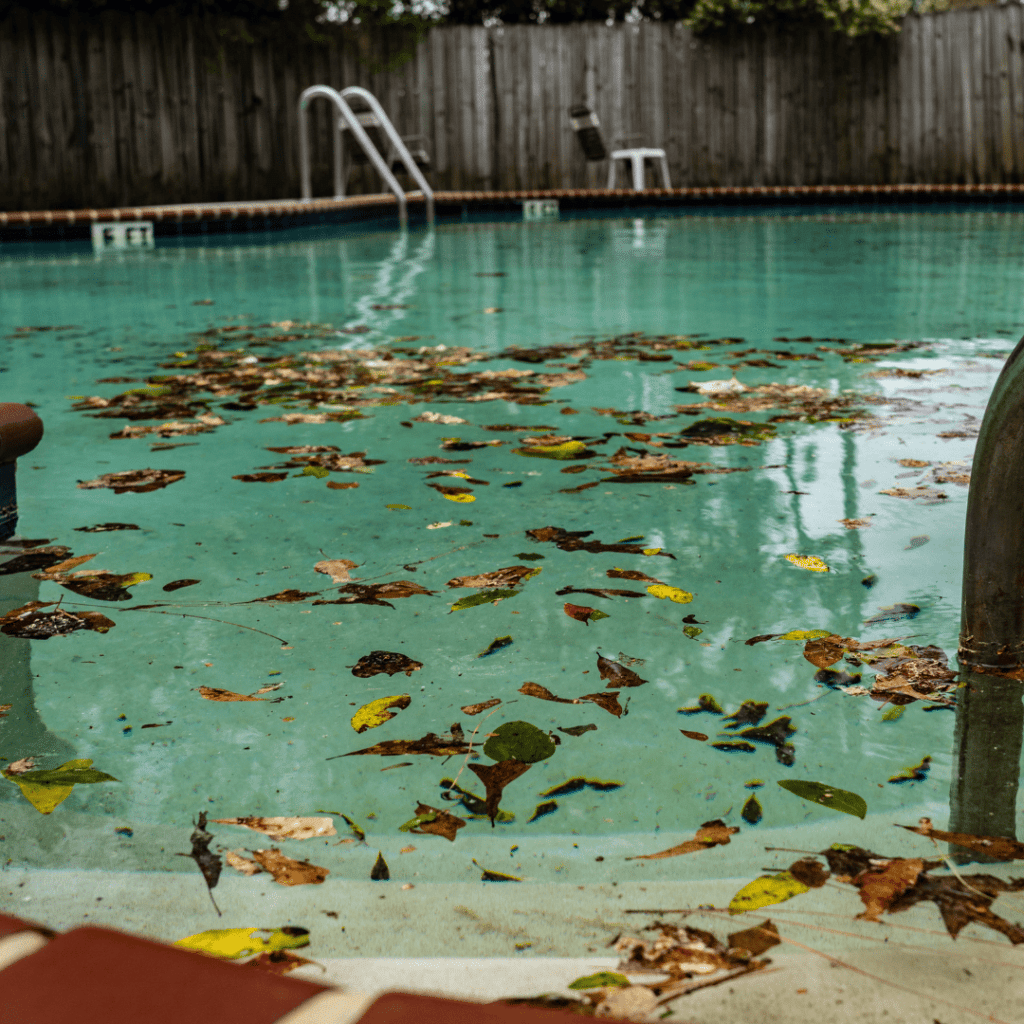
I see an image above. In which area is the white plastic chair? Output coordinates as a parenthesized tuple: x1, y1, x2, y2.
(570, 106, 671, 191)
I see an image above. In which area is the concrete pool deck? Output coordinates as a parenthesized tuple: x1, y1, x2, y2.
(5, 183, 1024, 241)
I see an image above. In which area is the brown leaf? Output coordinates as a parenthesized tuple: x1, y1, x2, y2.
(527, 525, 674, 558)
(250, 848, 329, 886)
(314, 581, 435, 609)
(519, 681, 574, 704)
(198, 686, 270, 703)
(36, 553, 97, 575)
(461, 698, 501, 715)
(897, 821, 1024, 861)
(856, 858, 925, 922)
(351, 652, 423, 678)
(407, 802, 466, 842)
(213, 817, 336, 841)
(249, 589, 320, 603)
(596, 652, 647, 688)
(627, 820, 739, 860)
(563, 602, 605, 625)
(788, 858, 830, 888)
(0, 602, 116, 639)
(727, 920, 780, 956)
(77, 468, 186, 493)
(163, 579, 200, 592)
(447, 565, 536, 588)
(468, 759, 533, 825)
(314, 559, 359, 583)
(722, 700, 768, 728)
(225, 850, 262, 875)
(245, 950, 320, 975)
(234, 472, 289, 483)
(342, 729, 472, 758)
(326, 481, 359, 490)
(0, 547, 72, 576)
(606, 568, 662, 584)
(887, 872, 1024, 942)
(555, 586, 645, 599)
(681, 730, 708, 741)
(577, 691, 624, 717)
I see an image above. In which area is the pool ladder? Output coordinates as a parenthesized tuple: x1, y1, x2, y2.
(298, 85, 434, 230)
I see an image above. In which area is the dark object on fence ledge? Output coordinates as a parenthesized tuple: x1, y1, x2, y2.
(0, 403, 44, 542)
(569, 104, 607, 162)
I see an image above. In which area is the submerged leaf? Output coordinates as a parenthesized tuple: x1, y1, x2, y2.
(174, 926, 310, 959)
(478, 636, 513, 658)
(251, 848, 329, 886)
(646, 584, 694, 604)
(351, 652, 422, 678)
(468, 760, 533, 825)
(596, 652, 647, 688)
(569, 972, 630, 990)
(627, 819, 739, 861)
(895, 821, 1024, 862)
(212, 817, 336, 841)
(77, 468, 185, 493)
(563, 603, 609, 625)
(461, 697, 502, 715)
(784, 554, 830, 572)
(450, 588, 520, 612)
(777, 780, 867, 819)
(351, 695, 412, 733)
(400, 802, 466, 842)
(448, 566, 540, 589)
(729, 872, 810, 915)
(484, 721, 557, 763)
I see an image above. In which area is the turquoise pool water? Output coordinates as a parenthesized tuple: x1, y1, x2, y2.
(0, 207, 1021, 951)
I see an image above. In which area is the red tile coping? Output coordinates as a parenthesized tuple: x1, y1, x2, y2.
(0, 924, 328, 1023)
(0, 912, 55, 939)
(356, 991, 586, 1023)
(3, 183, 1024, 227)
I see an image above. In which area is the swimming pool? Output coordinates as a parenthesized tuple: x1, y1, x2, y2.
(1, 206, 1022, 968)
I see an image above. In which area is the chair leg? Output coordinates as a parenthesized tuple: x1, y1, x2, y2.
(631, 154, 644, 191)
(607, 160, 616, 189)
(658, 156, 671, 189)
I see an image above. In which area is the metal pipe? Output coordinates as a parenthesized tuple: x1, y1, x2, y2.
(340, 86, 435, 226)
(949, 334, 1024, 855)
(298, 85, 408, 229)
(0, 403, 44, 542)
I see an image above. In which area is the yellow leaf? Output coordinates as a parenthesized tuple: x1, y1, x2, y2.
(785, 554, 830, 573)
(2, 758, 93, 815)
(729, 871, 810, 915)
(443, 494, 476, 503)
(642, 548, 662, 556)
(119, 572, 153, 587)
(385, 504, 411, 510)
(781, 629, 833, 641)
(351, 695, 412, 734)
(449, 471, 471, 479)
(646, 584, 693, 604)
(173, 926, 310, 959)
(522, 441, 587, 457)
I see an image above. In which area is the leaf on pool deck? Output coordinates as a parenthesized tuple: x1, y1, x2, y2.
(777, 780, 867, 818)
(174, 926, 310, 959)
(351, 695, 412, 733)
(741, 795, 763, 824)
(864, 603, 921, 625)
(351, 652, 423, 678)
(628, 819, 740, 860)
(177, 812, 222, 914)
(856, 858, 925, 922)
(371, 851, 390, 880)
(568, 972, 630, 990)
(213, 817, 337, 841)
(558, 724, 597, 736)
(606, 568, 662, 584)
(251, 848, 329, 886)
(249, 589, 321, 604)
(564, 603, 609, 625)
(556, 586, 645, 599)
(784, 554, 830, 572)
(887, 756, 932, 783)
(400, 802, 466, 841)
(225, 850, 263, 875)
(681, 730, 708, 741)
(447, 565, 541, 588)
(197, 686, 273, 702)
(729, 871, 811, 915)
(473, 859, 523, 882)
(74, 523, 141, 532)
(234, 472, 289, 483)
(478, 636, 513, 658)
(539, 778, 622, 798)
(0, 601, 115, 639)
(2, 757, 116, 815)
(316, 581, 435, 609)
(0, 546, 72, 575)
(469, 759, 535, 827)
(597, 652, 648, 688)
(896, 820, 1024, 860)
(163, 579, 200, 592)
(340, 727, 472, 758)
(679, 693, 724, 715)
(39, 570, 153, 602)
(722, 701, 769, 729)
(646, 584, 694, 604)
(462, 697, 501, 715)
(314, 559, 359, 583)
(526, 525, 675, 558)
(450, 588, 520, 612)
(77, 469, 186, 493)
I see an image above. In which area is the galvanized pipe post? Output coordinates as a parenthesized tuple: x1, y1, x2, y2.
(951, 336, 1024, 855)
(0, 404, 44, 542)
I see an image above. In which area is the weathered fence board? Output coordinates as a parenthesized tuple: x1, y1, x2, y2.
(4, 7, 1024, 209)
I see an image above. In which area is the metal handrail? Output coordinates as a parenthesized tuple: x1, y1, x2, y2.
(339, 86, 435, 226)
(298, 85, 409, 229)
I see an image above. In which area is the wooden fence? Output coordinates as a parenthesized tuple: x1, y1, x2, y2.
(2, 6, 1024, 210)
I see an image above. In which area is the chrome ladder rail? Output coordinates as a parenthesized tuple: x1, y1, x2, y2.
(298, 84, 434, 229)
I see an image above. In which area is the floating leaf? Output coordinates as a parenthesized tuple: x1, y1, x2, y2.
(607, 568, 661, 584)
(351, 695, 412, 733)
(563, 603, 609, 625)
(784, 554, 830, 572)
(484, 721, 556, 763)
(351, 652, 422, 678)
(77, 468, 185, 493)
(450, 588, 520, 612)
(198, 686, 273, 702)
(314, 559, 359, 583)
(780, 629, 833, 641)
(385, 504, 412, 510)
(251, 848, 329, 886)
(711, 741, 756, 753)
(174, 927, 310, 960)
(741, 795, 763, 825)
(448, 566, 540, 589)
(646, 584, 694, 604)
(888, 756, 931, 783)
(513, 440, 591, 460)
(462, 697, 501, 715)
(528, 800, 559, 822)
(341, 727, 471, 758)
(896, 821, 1024, 862)
(212, 817, 336, 841)
(539, 778, 622, 797)
(399, 802, 466, 842)
(234, 472, 288, 483)
(2, 758, 117, 814)
(881, 706, 905, 721)
(569, 972, 630, 990)
(164, 579, 200, 592)
(777, 780, 867, 818)
(0, 601, 115, 639)
(680, 730, 708, 741)
(627, 819, 739, 861)
(558, 724, 597, 737)
(596, 652, 647, 688)
(723, 701, 768, 729)
(473, 859, 523, 881)
(729, 872, 810, 915)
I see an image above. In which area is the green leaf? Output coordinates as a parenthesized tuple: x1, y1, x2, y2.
(483, 721, 556, 764)
(300, 465, 330, 479)
(450, 588, 520, 612)
(2, 758, 116, 815)
(399, 812, 438, 832)
(568, 972, 630, 990)
(780, 629, 833, 641)
(587, 609, 609, 622)
(777, 780, 867, 819)
(17, 766, 119, 785)
(729, 872, 810, 915)
(683, 625, 703, 639)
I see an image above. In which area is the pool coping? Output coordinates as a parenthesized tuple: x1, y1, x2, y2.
(5, 183, 1024, 242)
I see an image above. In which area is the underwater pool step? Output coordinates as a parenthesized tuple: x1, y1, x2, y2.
(0, 915, 588, 1023)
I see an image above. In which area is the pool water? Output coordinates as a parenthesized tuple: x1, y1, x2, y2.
(0, 207, 1022, 954)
